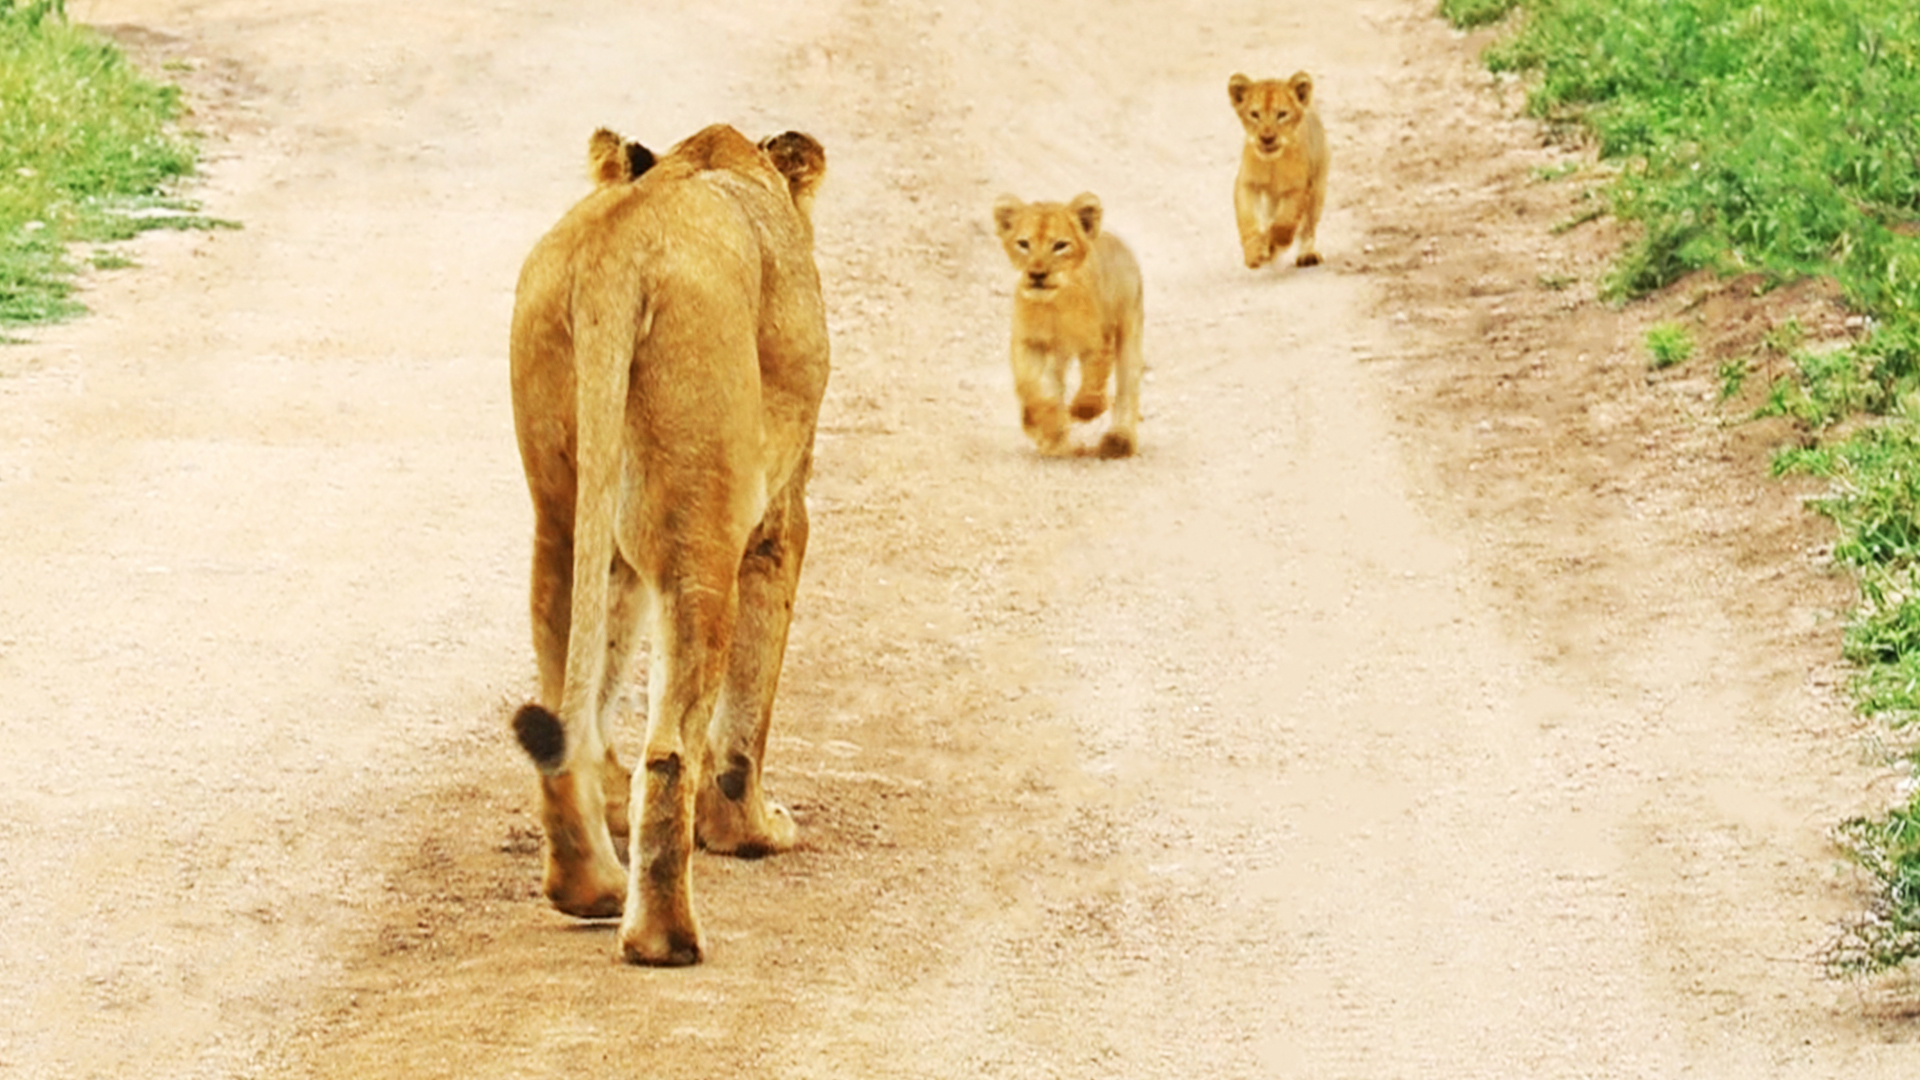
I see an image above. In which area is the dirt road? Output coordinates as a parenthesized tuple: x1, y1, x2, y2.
(2, 0, 1914, 1076)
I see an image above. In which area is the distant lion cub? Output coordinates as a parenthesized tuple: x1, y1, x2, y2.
(991, 193, 1144, 459)
(1229, 71, 1329, 269)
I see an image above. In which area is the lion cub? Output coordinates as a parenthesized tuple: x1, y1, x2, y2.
(1229, 71, 1329, 269)
(991, 193, 1144, 459)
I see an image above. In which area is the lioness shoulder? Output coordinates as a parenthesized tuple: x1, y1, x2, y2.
(990, 192, 1144, 459)
(1229, 70, 1329, 269)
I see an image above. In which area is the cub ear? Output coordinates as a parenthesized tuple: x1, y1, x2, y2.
(1288, 70, 1314, 108)
(992, 195, 1023, 239)
(1068, 192, 1103, 240)
(1228, 72, 1252, 108)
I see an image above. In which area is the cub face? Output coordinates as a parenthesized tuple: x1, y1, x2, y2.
(1228, 71, 1314, 158)
(992, 193, 1103, 296)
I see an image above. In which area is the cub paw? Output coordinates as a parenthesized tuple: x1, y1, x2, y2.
(1069, 393, 1109, 421)
(1295, 251, 1322, 268)
(1097, 430, 1137, 459)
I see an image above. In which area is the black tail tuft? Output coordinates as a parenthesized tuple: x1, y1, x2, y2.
(512, 703, 567, 772)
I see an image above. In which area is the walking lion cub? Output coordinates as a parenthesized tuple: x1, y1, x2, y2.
(1229, 71, 1329, 269)
(991, 193, 1144, 458)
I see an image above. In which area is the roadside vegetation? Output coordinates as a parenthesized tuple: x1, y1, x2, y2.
(1, 0, 222, 336)
(1442, 0, 1920, 976)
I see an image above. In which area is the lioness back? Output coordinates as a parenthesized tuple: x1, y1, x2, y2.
(1229, 70, 1329, 269)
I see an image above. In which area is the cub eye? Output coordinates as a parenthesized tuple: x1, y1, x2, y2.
(1015, 239, 1030, 252)
(1051, 240, 1070, 254)
(1276, 110, 1291, 121)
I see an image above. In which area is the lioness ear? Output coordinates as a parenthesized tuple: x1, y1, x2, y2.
(758, 132, 826, 194)
(992, 195, 1023, 239)
(624, 140, 657, 180)
(588, 127, 655, 187)
(1069, 193, 1103, 240)
(588, 127, 629, 187)
(1228, 72, 1252, 108)
(1288, 70, 1314, 108)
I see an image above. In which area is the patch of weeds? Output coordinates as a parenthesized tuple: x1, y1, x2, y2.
(1530, 160, 1581, 183)
(1716, 356, 1747, 400)
(1, 1, 222, 333)
(1452, 0, 1920, 976)
(1826, 798, 1920, 978)
(1550, 203, 1606, 235)
(1644, 320, 1694, 369)
(1537, 271, 1577, 291)
(88, 249, 133, 270)
(1439, 0, 1524, 30)
(1762, 316, 1805, 357)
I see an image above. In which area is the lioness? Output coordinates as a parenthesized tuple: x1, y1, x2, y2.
(990, 193, 1144, 459)
(1229, 71, 1328, 269)
(508, 123, 829, 966)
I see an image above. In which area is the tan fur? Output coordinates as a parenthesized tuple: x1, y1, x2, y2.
(990, 193, 1145, 459)
(509, 123, 829, 966)
(1229, 71, 1329, 269)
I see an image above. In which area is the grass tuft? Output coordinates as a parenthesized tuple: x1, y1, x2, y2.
(1, 0, 220, 332)
(1644, 321, 1695, 369)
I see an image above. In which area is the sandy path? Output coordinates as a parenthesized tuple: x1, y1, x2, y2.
(0, 0, 1914, 1076)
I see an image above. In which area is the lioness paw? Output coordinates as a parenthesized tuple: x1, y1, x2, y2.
(619, 921, 704, 967)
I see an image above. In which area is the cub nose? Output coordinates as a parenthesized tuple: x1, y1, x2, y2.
(1027, 270, 1048, 287)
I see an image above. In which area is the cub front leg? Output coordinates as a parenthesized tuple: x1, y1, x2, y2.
(1294, 178, 1325, 267)
(1234, 181, 1273, 269)
(1011, 340, 1070, 455)
(1071, 346, 1115, 422)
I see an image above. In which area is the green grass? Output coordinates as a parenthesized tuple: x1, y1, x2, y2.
(1449, 0, 1920, 977)
(1, 0, 222, 331)
(1644, 321, 1695, 369)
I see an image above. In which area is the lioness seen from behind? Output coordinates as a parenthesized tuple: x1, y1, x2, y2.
(508, 123, 829, 966)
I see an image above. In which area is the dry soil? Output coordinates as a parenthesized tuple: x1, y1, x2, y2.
(2, 1, 1917, 1077)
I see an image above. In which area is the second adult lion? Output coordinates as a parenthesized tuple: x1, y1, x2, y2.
(508, 123, 829, 966)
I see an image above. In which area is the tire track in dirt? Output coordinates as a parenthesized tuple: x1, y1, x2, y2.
(4, 1, 1917, 1077)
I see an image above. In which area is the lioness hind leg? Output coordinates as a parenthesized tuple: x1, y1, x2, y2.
(518, 508, 627, 918)
(698, 478, 808, 857)
(514, 707, 628, 918)
(619, 571, 737, 967)
(595, 553, 646, 842)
